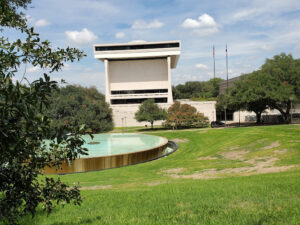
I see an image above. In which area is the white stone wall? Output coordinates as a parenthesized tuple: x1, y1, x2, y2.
(111, 100, 216, 127)
(230, 104, 300, 123)
(109, 59, 168, 91)
(111, 101, 300, 127)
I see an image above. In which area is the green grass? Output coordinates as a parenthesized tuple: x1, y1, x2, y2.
(19, 125, 300, 224)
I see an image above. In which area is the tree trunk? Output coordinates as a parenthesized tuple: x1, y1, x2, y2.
(285, 100, 291, 123)
(271, 100, 291, 124)
(151, 121, 154, 129)
(255, 112, 261, 124)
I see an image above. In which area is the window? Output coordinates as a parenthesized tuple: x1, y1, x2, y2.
(111, 98, 167, 105)
(95, 43, 180, 51)
(216, 110, 234, 121)
(111, 89, 168, 95)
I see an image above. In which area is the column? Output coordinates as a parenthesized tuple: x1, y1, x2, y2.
(167, 56, 173, 104)
(104, 59, 110, 104)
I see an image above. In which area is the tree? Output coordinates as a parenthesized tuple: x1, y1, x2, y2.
(134, 99, 167, 129)
(217, 53, 300, 124)
(218, 71, 271, 123)
(47, 85, 113, 133)
(1, 1, 89, 224)
(164, 101, 209, 129)
(261, 53, 300, 123)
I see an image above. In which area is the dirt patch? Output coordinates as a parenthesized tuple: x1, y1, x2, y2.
(163, 168, 185, 174)
(229, 145, 239, 150)
(274, 149, 288, 154)
(221, 151, 249, 160)
(164, 150, 296, 180)
(171, 138, 189, 143)
(80, 185, 112, 190)
(261, 141, 280, 150)
(146, 181, 167, 186)
(197, 156, 218, 160)
(289, 140, 300, 143)
(198, 130, 207, 134)
(256, 138, 268, 144)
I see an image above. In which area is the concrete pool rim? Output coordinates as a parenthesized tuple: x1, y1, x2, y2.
(43, 133, 178, 175)
(75, 133, 169, 159)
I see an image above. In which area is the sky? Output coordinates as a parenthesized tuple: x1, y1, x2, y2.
(10, 0, 300, 93)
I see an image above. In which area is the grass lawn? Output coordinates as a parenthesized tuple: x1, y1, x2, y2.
(19, 125, 300, 224)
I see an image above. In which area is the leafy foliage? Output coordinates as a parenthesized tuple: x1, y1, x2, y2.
(134, 99, 167, 129)
(172, 78, 223, 100)
(47, 85, 113, 133)
(217, 71, 271, 123)
(0, 1, 90, 224)
(164, 101, 209, 129)
(217, 53, 300, 123)
(261, 53, 300, 122)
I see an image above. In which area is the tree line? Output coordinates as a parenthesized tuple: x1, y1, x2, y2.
(48, 85, 113, 133)
(217, 53, 300, 123)
(172, 78, 223, 100)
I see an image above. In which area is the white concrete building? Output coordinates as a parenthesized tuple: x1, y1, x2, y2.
(93, 40, 300, 127)
(94, 40, 180, 105)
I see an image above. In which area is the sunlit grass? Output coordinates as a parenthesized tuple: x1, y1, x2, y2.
(17, 125, 300, 224)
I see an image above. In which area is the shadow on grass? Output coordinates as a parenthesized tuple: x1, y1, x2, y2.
(49, 216, 102, 225)
(21, 208, 102, 225)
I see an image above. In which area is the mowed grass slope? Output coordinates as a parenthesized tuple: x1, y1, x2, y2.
(21, 125, 300, 224)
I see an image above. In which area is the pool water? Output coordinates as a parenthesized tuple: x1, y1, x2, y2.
(80, 133, 167, 158)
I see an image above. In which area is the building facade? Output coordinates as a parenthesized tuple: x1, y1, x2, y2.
(94, 40, 180, 105)
(93, 41, 300, 127)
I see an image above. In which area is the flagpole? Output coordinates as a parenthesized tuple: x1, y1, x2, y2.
(226, 44, 228, 89)
(225, 44, 228, 127)
(213, 45, 215, 79)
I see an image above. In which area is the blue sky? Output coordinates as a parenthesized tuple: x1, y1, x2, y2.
(11, 0, 300, 93)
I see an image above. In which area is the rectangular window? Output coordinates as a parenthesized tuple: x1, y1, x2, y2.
(111, 89, 168, 95)
(216, 110, 234, 121)
(95, 43, 180, 51)
(111, 98, 167, 105)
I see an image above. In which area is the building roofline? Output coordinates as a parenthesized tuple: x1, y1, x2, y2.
(93, 40, 181, 47)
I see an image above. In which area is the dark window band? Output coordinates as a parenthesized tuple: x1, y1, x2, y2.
(111, 98, 167, 105)
(95, 43, 179, 51)
(111, 89, 168, 95)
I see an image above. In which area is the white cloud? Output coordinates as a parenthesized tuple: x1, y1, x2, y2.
(182, 14, 218, 28)
(65, 28, 98, 45)
(35, 19, 50, 27)
(27, 66, 40, 73)
(195, 63, 208, 69)
(132, 19, 164, 29)
(115, 32, 125, 38)
(181, 18, 200, 28)
(261, 44, 273, 51)
(181, 14, 220, 36)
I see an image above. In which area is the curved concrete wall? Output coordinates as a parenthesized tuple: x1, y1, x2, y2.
(43, 139, 168, 174)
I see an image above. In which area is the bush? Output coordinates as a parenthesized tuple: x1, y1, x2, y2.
(163, 101, 209, 129)
(47, 85, 113, 133)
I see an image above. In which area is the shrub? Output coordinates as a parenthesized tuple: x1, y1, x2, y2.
(164, 101, 209, 129)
